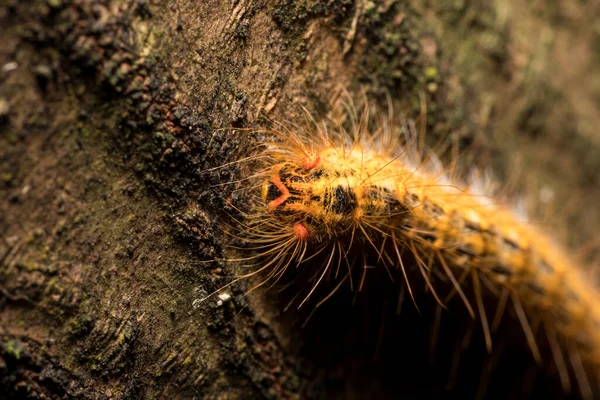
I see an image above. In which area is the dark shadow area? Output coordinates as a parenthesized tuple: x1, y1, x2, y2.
(263, 245, 587, 400)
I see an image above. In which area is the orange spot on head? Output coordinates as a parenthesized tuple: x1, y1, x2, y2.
(303, 154, 320, 170)
(268, 196, 287, 211)
(293, 223, 310, 240)
(266, 167, 291, 211)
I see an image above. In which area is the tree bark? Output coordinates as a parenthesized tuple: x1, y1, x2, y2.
(1, 0, 599, 399)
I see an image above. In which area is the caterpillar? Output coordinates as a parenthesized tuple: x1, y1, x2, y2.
(203, 95, 600, 398)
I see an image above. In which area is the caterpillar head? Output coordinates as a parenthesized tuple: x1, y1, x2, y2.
(260, 159, 359, 242)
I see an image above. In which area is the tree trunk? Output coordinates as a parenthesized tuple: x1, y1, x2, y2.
(1, 0, 599, 399)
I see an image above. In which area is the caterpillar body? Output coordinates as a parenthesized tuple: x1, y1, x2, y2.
(210, 100, 600, 398)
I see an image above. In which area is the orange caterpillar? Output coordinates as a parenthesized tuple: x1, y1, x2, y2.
(205, 98, 600, 398)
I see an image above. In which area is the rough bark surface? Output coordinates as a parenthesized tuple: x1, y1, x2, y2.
(1, 0, 599, 399)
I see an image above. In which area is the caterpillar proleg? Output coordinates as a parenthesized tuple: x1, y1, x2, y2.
(205, 95, 600, 398)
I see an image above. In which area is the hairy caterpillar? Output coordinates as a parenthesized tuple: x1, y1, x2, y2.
(203, 96, 600, 398)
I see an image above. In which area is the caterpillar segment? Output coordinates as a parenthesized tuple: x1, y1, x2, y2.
(250, 122, 600, 398)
